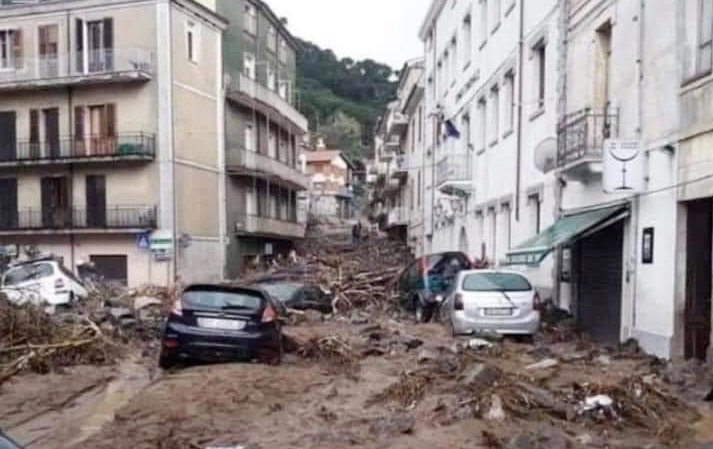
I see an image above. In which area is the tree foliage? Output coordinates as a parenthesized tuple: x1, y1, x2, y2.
(296, 38, 398, 158)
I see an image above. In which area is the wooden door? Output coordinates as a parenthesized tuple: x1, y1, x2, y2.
(44, 108, 60, 157)
(685, 199, 712, 360)
(0, 111, 16, 161)
(41, 177, 70, 228)
(0, 178, 17, 229)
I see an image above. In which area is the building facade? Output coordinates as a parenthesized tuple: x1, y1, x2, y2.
(0, 0, 227, 287)
(303, 147, 354, 221)
(208, 0, 309, 278)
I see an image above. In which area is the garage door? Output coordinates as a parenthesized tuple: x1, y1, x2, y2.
(576, 221, 624, 344)
(90, 255, 128, 286)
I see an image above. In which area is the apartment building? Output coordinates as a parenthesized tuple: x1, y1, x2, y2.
(418, 0, 560, 290)
(211, 0, 309, 278)
(303, 145, 355, 220)
(0, 0, 227, 287)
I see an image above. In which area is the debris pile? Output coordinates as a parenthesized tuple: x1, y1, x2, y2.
(296, 335, 360, 377)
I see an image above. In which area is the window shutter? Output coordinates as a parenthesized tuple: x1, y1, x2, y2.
(74, 106, 84, 140)
(29, 109, 39, 143)
(103, 18, 114, 69)
(106, 104, 116, 137)
(12, 29, 23, 69)
(75, 19, 84, 72)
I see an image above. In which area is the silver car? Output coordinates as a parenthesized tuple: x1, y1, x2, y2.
(439, 269, 542, 336)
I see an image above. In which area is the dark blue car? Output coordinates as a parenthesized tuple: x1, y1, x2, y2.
(159, 284, 285, 368)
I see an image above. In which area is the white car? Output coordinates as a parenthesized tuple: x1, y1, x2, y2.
(0, 259, 88, 312)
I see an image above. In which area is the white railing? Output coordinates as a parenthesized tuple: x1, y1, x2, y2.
(0, 48, 154, 86)
(436, 153, 472, 187)
(234, 74, 309, 132)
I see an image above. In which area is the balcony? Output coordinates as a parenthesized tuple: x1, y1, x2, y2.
(436, 153, 474, 195)
(0, 49, 154, 92)
(391, 154, 408, 180)
(556, 108, 619, 180)
(385, 136, 401, 151)
(387, 112, 408, 139)
(0, 133, 155, 167)
(234, 213, 305, 239)
(226, 147, 309, 190)
(0, 206, 157, 234)
(386, 207, 408, 228)
(227, 74, 308, 133)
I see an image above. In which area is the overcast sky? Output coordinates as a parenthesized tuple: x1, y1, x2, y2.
(267, 0, 432, 70)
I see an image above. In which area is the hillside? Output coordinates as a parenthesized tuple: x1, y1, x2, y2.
(296, 38, 398, 160)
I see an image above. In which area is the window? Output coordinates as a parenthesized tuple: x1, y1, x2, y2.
(186, 21, 199, 63)
(437, 60, 443, 96)
(503, 71, 515, 133)
(426, 31, 433, 51)
(698, 0, 713, 74)
(38, 25, 58, 77)
(244, 3, 257, 35)
(534, 41, 546, 109)
(491, 0, 501, 32)
(450, 38, 458, 83)
(528, 193, 541, 235)
(267, 25, 277, 52)
(443, 51, 450, 88)
(243, 52, 255, 79)
(462, 272, 531, 292)
(411, 118, 416, 152)
(463, 15, 472, 67)
(279, 38, 288, 63)
(245, 122, 255, 152)
(267, 65, 276, 90)
(0, 29, 22, 70)
(480, 0, 488, 45)
(278, 79, 289, 100)
(417, 170, 422, 207)
(418, 106, 423, 143)
(461, 114, 471, 151)
(477, 97, 486, 151)
(489, 86, 499, 144)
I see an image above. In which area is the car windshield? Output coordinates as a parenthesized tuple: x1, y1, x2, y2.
(3, 263, 54, 286)
(0, 434, 23, 449)
(183, 289, 263, 310)
(462, 273, 532, 292)
(258, 283, 302, 301)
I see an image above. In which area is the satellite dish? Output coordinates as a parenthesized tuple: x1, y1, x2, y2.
(534, 137, 557, 173)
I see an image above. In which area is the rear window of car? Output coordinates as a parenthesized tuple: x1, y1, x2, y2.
(462, 273, 532, 292)
(183, 289, 263, 310)
(3, 263, 54, 286)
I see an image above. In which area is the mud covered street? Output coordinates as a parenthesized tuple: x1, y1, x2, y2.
(1, 233, 713, 449)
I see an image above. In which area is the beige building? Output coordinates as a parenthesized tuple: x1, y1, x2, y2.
(0, 0, 227, 287)
(303, 146, 355, 220)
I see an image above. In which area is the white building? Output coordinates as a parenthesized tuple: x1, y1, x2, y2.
(418, 0, 561, 295)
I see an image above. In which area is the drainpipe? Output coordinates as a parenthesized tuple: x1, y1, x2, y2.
(66, 10, 77, 273)
(514, 0, 525, 222)
(169, 5, 179, 283)
(429, 20, 438, 249)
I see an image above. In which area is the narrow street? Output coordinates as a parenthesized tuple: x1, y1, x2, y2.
(1, 231, 712, 449)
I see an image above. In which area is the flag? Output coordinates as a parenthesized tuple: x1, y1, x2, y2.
(444, 119, 461, 139)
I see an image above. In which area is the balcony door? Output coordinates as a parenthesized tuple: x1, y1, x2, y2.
(86, 175, 106, 227)
(38, 24, 59, 78)
(0, 179, 18, 229)
(0, 111, 16, 161)
(41, 176, 70, 228)
(75, 104, 115, 156)
(76, 18, 113, 74)
(30, 108, 60, 159)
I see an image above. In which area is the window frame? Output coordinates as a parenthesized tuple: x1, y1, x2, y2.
(533, 40, 547, 111)
(0, 28, 20, 71)
(697, 0, 713, 75)
(503, 70, 515, 134)
(243, 51, 256, 79)
(244, 2, 257, 35)
(462, 13, 472, 69)
(488, 85, 500, 146)
(185, 21, 199, 64)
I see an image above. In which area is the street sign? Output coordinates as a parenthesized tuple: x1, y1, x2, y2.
(150, 230, 174, 262)
(603, 140, 644, 193)
(136, 233, 151, 251)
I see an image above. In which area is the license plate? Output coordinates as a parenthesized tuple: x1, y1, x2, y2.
(484, 308, 513, 317)
(197, 318, 245, 330)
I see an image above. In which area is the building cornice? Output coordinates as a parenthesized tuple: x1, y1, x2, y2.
(418, 0, 446, 41)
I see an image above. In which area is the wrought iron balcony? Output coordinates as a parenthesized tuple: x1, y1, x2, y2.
(0, 133, 155, 167)
(234, 213, 305, 239)
(0, 49, 154, 91)
(0, 206, 157, 232)
(436, 153, 474, 195)
(557, 108, 619, 169)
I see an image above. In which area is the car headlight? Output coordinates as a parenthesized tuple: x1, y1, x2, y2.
(435, 294, 444, 303)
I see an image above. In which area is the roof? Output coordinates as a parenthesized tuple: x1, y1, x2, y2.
(303, 150, 355, 169)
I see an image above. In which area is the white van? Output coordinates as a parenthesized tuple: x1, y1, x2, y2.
(0, 259, 88, 312)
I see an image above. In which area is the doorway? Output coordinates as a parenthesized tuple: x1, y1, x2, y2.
(0, 111, 16, 161)
(86, 175, 106, 227)
(41, 176, 71, 228)
(0, 178, 17, 229)
(685, 199, 712, 360)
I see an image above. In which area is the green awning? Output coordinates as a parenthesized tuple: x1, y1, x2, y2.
(505, 205, 629, 266)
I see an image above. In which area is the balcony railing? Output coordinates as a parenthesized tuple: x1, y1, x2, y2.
(228, 74, 308, 132)
(0, 206, 157, 231)
(436, 154, 473, 193)
(226, 146, 308, 189)
(0, 49, 154, 90)
(392, 154, 408, 179)
(0, 133, 155, 165)
(234, 213, 305, 239)
(557, 108, 619, 167)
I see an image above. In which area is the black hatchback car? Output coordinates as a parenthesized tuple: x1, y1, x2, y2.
(397, 251, 472, 322)
(159, 284, 285, 368)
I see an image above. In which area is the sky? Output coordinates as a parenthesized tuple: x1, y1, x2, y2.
(266, 0, 432, 70)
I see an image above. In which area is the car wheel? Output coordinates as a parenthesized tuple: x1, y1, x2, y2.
(159, 351, 177, 370)
(260, 333, 284, 366)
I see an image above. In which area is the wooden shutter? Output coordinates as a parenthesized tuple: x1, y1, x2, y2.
(106, 104, 116, 137)
(103, 18, 113, 69)
(86, 175, 106, 227)
(12, 29, 22, 69)
(74, 106, 84, 140)
(29, 110, 39, 144)
(75, 19, 84, 72)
